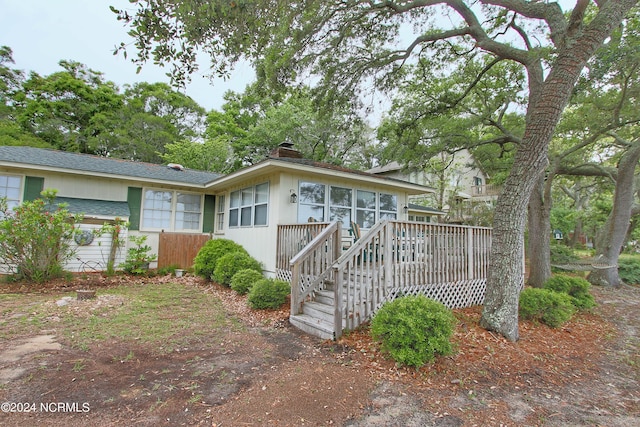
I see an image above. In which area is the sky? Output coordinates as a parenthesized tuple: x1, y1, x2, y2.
(0, 0, 255, 111)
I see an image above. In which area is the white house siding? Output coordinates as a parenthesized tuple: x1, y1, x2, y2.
(66, 223, 129, 273)
(216, 170, 410, 276)
(44, 174, 128, 202)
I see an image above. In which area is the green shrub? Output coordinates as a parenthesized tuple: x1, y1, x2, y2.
(212, 252, 262, 286)
(0, 189, 81, 283)
(231, 269, 264, 295)
(370, 295, 456, 367)
(121, 235, 157, 275)
(543, 274, 596, 310)
(618, 257, 640, 285)
(519, 288, 576, 328)
(247, 278, 291, 309)
(193, 239, 248, 280)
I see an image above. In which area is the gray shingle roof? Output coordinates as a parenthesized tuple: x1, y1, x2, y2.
(55, 197, 131, 218)
(0, 146, 221, 185)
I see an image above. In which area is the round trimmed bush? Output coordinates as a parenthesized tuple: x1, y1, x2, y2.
(247, 278, 291, 309)
(212, 252, 262, 286)
(519, 288, 576, 328)
(231, 269, 264, 295)
(194, 239, 248, 280)
(371, 295, 456, 367)
(543, 274, 596, 310)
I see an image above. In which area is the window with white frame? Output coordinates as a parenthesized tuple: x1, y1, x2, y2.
(142, 189, 202, 231)
(0, 175, 21, 211)
(356, 190, 376, 228)
(297, 182, 399, 229)
(229, 182, 270, 227)
(379, 193, 397, 220)
(329, 186, 352, 228)
(298, 181, 325, 223)
(216, 195, 225, 232)
(254, 182, 269, 226)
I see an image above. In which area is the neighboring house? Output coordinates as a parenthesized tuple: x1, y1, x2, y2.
(0, 145, 433, 277)
(367, 149, 498, 223)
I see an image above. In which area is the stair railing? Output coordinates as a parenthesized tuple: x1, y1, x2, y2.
(332, 219, 390, 339)
(289, 221, 342, 316)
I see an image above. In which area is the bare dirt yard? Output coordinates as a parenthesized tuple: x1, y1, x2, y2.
(0, 274, 638, 426)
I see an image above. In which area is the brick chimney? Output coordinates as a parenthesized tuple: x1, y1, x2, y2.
(270, 142, 303, 159)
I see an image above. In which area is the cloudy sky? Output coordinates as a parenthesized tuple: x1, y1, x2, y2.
(0, 0, 255, 111)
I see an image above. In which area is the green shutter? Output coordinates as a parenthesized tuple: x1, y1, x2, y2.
(202, 195, 215, 233)
(23, 176, 44, 201)
(127, 187, 142, 231)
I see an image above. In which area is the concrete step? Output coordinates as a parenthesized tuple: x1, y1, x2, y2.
(289, 314, 334, 340)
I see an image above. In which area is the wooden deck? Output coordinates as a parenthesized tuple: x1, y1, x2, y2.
(277, 220, 493, 340)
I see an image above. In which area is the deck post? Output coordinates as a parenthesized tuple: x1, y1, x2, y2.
(467, 227, 474, 281)
(290, 261, 301, 315)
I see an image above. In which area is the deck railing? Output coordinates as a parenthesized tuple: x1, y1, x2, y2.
(333, 220, 492, 338)
(277, 220, 494, 340)
(276, 222, 333, 282)
(278, 221, 342, 315)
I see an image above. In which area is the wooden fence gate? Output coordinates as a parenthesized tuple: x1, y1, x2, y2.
(158, 232, 211, 269)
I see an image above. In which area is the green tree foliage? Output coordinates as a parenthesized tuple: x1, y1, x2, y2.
(112, 0, 640, 339)
(160, 138, 232, 173)
(0, 46, 24, 121)
(206, 84, 377, 170)
(371, 295, 456, 367)
(0, 189, 81, 282)
(16, 61, 123, 153)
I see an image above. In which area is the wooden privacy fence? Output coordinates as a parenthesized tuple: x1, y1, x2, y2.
(158, 232, 211, 269)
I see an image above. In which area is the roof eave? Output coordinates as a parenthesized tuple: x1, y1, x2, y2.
(0, 161, 211, 189)
(206, 159, 435, 194)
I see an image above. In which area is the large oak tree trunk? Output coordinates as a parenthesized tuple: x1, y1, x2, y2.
(588, 141, 640, 287)
(527, 173, 552, 288)
(480, 1, 635, 340)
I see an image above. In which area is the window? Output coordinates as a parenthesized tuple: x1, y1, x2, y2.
(356, 190, 376, 228)
(142, 189, 202, 231)
(240, 187, 253, 226)
(229, 182, 270, 227)
(216, 195, 225, 232)
(0, 175, 21, 211)
(175, 193, 201, 230)
(379, 193, 397, 220)
(298, 182, 325, 223)
(329, 186, 352, 228)
(142, 190, 172, 229)
(254, 183, 269, 226)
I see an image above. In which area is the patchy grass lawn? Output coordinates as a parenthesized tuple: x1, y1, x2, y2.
(0, 275, 639, 427)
